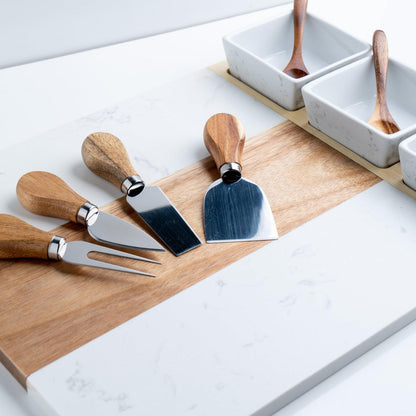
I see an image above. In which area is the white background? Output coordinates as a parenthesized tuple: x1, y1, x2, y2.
(0, 0, 288, 68)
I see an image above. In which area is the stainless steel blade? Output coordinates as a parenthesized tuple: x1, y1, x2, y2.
(63, 241, 157, 277)
(204, 178, 278, 243)
(88, 212, 164, 252)
(126, 186, 201, 256)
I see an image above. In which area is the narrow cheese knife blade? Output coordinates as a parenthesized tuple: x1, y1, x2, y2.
(203, 113, 278, 243)
(82, 132, 202, 256)
(126, 186, 201, 255)
(87, 211, 163, 251)
(16, 171, 164, 252)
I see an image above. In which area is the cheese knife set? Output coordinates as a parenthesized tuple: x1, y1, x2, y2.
(0, 114, 278, 277)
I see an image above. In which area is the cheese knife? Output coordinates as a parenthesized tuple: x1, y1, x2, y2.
(81, 132, 201, 255)
(17, 171, 164, 252)
(203, 113, 278, 242)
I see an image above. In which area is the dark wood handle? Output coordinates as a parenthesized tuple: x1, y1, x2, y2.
(17, 171, 88, 223)
(203, 113, 245, 170)
(82, 132, 138, 190)
(373, 30, 389, 104)
(0, 214, 53, 259)
(293, 0, 308, 58)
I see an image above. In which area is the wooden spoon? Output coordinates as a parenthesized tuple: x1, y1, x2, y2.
(283, 0, 309, 79)
(368, 30, 400, 134)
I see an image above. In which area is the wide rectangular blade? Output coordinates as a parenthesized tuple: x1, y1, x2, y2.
(204, 178, 278, 243)
(88, 212, 164, 252)
(127, 186, 201, 255)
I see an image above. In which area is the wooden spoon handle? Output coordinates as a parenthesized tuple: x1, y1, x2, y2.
(293, 0, 308, 57)
(0, 214, 53, 259)
(17, 171, 88, 223)
(203, 113, 245, 168)
(82, 132, 140, 191)
(373, 30, 389, 103)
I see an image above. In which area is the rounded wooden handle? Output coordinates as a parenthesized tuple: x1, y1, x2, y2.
(203, 113, 245, 170)
(82, 132, 138, 191)
(0, 214, 53, 259)
(17, 171, 88, 223)
(373, 30, 388, 102)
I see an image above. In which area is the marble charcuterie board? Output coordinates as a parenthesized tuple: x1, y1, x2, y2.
(27, 180, 416, 416)
(0, 119, 378, 388)
(3, 67, 416, 416)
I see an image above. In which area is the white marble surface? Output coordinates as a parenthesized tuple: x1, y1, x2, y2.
(0, 6, 290, 154)
(277, 316, 416, 416)
(3, 1, 416, 415)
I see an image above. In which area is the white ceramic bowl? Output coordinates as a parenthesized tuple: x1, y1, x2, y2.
(399, 136, 416, 190)
(223, 11, 370, 111)
(303, 56, 416, 168)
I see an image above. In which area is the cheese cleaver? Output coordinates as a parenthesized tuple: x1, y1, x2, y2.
(203, 113, 278, 243)
(82, 132, 201, 256)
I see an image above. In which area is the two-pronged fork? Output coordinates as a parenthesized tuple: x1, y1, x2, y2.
(0, 214, 158, 277)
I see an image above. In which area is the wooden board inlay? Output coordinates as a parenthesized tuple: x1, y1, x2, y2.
(0, 121, 380, 387)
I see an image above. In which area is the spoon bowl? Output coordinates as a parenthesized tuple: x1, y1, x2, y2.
(368, 117, 400, 135)
(284, 67, 309, 79)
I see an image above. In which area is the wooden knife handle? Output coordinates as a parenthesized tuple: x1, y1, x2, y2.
(82, 132, 139, 191)
(203, 113, 245, 170)
(17, 171, 88, 223)
(0, 214, 53, 259)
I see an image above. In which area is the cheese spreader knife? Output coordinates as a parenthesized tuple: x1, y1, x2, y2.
(16, 171, 164, 252)
(81, 132, 202, 256)
(0, 214, 157, 276)
(203, 113, 278, 242)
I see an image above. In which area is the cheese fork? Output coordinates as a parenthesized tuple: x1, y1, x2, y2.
(0, 214, 158, 277)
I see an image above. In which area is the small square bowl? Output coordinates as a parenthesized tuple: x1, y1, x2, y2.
(303, 56, 416, 168)
(223, 11, 370, 111)
(399, 136, 416, 190)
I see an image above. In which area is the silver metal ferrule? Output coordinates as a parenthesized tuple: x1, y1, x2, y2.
(219, 162, 242, 183)
(76, 202, 99, 226)
(47, 235, 67, 260)
(121, 175, 145, 197)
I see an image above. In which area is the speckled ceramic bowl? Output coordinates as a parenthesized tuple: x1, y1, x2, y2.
(223, 11, 370, 111)
(399, 136, 416, 190)
(303, 55, 416, 168)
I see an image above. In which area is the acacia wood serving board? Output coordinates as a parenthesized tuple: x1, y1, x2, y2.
(0, 121, 379, 388)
